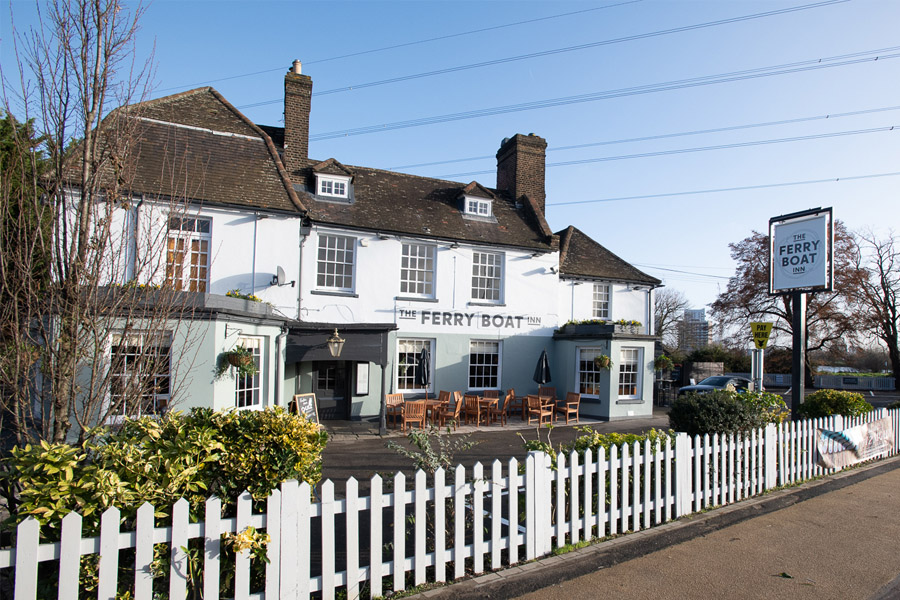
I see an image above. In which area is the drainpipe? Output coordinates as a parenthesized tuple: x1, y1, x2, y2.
(274, 325, 287, 406)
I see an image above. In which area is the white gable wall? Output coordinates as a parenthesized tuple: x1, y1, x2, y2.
(558, 278, 652, 333)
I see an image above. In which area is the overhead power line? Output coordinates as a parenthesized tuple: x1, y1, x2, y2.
(308, 46, 900, 140)
(154, 1, 641, 93)
(235, 0, 849, 109)
(389, 105, 900, 171)
(547, 171, 900, 206)
(312, 0, 848, 97)
(437, 124, 900, 178)
(631, 265, 732, 280)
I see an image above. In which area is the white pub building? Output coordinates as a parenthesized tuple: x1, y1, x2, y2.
(95, 60, 661, 425)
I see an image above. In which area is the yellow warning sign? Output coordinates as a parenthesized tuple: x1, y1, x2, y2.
(751, 322, 773, 349)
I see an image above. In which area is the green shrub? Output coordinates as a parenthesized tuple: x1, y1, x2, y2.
(797, 389, 874, 419)
(668, 390, 787, 436)
(889, 400, 900, 410)
(2, 407, 327, 532)
(564, 427, 676, 457)
(519, 426, 676, 470)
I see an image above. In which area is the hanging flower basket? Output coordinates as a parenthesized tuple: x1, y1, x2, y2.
(594, 354, 613, 370)
(217, 345, 258, 378)
(226, 351, 252, 368)
(654, 355, 674, 371)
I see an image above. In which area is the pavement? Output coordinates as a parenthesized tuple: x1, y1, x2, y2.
(404, 453, 900, 600)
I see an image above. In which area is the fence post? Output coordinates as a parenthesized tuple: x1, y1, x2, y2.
(764, 424, 777, 491)
(526, 451, 552, 558)
(524, 452, 534, 559)
(674, 433, 691, 518)
(833, 414, 844, 432)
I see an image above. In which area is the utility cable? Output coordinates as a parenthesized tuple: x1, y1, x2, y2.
(235, 0, 849, 108)
(308, 46, 900, 140)
(154, 1, 640, 93)
(388, 105, 900, 171)
(547, 171, 900, 206)
(437, 124, 899, 178)
(312, 0, 849, 97)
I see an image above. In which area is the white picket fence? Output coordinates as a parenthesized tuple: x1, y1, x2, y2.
(3, 409, 899, 600)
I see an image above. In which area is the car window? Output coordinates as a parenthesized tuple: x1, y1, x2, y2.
(732, 378, 749, 390)
(700, 376, 730, 386)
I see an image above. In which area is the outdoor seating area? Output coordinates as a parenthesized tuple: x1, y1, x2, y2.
(385, 388, 581, 431)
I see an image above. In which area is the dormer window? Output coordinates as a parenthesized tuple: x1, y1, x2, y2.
(465, 197, 492, 217)
(316, 174, 351, 198)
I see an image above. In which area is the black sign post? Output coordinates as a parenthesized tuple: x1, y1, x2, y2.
(769, 207, 833, 420)
(790, 292, 806, 418)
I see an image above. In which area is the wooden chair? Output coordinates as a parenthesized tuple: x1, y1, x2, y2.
(385, 393, 404, 429)
(538, 386, 557, 402)
(483, 389, 500, 399)
(554, 392, 581, 424)
(489, 390, 511, 426)
(437, 396, 463, 430)
(437, 390, 452, 406)
(504, 388, 524, 420)
(526, 394, 552, 426)
(463, 394, 487, 427)
(401, 400, 427, 432)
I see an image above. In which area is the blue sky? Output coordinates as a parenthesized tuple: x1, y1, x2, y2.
(4, 0, 899, 311)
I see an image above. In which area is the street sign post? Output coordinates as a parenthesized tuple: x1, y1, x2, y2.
(751, 322, 773, 350)
(769, 207, 834, 417)
(750, 322, 773, 392)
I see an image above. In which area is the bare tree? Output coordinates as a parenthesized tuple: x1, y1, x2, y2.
(654, 288, 690, 352)
(709, 222, 867, 386)
(1, 0, 200, 447)
(850, 230, 900, 381)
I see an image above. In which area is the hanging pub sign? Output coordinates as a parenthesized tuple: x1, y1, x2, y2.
(768, 207, 834, 295)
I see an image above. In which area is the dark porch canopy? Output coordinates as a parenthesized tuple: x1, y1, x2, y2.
(285, 322, 397, 365)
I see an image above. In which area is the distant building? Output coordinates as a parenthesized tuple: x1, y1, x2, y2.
(680, 309, 710, 352)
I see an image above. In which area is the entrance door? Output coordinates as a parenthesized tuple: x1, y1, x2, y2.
(313, 361, 350, 420)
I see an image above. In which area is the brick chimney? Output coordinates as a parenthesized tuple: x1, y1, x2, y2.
(496, 133, 547, 214)
(284, 59, 313, 176)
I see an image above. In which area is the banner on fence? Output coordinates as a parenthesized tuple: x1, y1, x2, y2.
(816, 417, 895, 469)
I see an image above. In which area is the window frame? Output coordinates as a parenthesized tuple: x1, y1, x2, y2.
(235, 336, 263, 410)
(166, 215, 212, 292)
(108, 331, 172, 419)
(576, 347, 605, 398)
(617, 347, 643, 400)
(396, 338, 434, 394)
(593, 283, 611, 319)
(400, 242, 436, 298)
(316, 233, 356, 292)
(471, 250, 504, 303)
(465, 197, 492, 217)
(468, 339, 501, 391)
(316, 174, 351, 198)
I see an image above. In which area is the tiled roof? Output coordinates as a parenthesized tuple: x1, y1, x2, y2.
(312, 158, 353, 177)
(107, 88, 305, 213)
(294, 163, 557, 251)
(557, 226, 661, 285)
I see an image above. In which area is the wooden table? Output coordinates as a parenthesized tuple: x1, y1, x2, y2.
(479, 397, 498, 425)
(423, 398, 446, 425)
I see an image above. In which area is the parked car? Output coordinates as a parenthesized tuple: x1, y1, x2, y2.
(677, 376, 753, 396)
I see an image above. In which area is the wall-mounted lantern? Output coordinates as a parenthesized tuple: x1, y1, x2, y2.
(327, 328, 345, 358)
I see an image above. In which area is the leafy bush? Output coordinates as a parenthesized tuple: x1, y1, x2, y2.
(797, 389, 874, 419)
(2, 407, 327, 532)
(519, 426, 676, 469)
(564, 427, 676, 457)
(668, 390, 787, 436)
